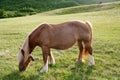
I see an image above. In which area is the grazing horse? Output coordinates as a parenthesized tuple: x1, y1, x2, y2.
(17, 20, 95, 73)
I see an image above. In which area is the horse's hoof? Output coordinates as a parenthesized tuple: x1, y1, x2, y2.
(88, 63, 95, 66)
(88, 55, 95, 66)
(49, 60, 55, 65)
(88, 62, 95, 66)
(40, 66, 48, 73)
(76, 59, 85, 63)
(40, 69, 48, 73)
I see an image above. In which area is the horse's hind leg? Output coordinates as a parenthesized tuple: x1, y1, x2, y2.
(84, 42, 95, 66)
(48, 51, 55, 64)
(40, 46, 49, 73)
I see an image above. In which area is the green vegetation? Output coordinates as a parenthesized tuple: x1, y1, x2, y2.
(45, 1, 120, 15)
(0, 9, 7, 18)
(0, 0, 120, 18)
(0, 1, 120, 80)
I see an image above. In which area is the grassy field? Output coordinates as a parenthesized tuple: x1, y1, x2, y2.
(0, 2, 120, 80)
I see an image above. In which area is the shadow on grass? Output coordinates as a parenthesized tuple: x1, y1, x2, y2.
(66, 62, 94, 80)
(2, 63, 94, 80)
(2, 70, 39, 80)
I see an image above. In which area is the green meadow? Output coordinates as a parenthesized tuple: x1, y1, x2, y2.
(0, 1, 120, 80)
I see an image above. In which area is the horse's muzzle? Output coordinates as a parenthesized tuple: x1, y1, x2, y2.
(19, 66, 26, 72)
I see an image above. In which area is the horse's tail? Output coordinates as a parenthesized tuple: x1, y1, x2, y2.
(82, 21, 93, 59)
(86, 21, 92, 34)
(86, 21, 92, 44)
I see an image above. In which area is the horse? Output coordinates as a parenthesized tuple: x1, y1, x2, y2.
(17, 20, 95, 73)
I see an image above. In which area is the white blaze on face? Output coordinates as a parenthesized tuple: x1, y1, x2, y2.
(17, 50, 23, 63)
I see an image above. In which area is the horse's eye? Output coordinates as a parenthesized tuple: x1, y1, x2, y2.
(21, 49, 24, 56)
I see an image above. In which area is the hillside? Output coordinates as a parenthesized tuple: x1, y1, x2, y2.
(1, 0, 119, 11)
(0, 0, 120, 18)
(44, 1, 120, 15)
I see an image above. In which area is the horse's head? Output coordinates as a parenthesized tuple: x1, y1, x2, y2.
(18, 49, 34, 71)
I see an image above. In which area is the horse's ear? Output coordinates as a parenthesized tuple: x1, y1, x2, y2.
(29, 56, 34, 61)
(19, 45, 22, 50)
(21, 49, 24, 56)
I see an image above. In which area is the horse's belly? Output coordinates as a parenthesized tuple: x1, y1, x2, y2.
(50, 27, 79, 50)
(50, 37, 76, 50)
(51, 43, 75, 50)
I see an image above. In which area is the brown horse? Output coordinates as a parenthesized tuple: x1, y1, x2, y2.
(17, 20, 95, 73)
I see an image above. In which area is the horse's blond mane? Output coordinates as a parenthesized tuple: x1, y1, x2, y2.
(18, 36, 29, 63)
(17, 24, 41, 63)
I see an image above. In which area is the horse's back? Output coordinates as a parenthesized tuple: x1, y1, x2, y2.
(29, 21, 92, 50)
(49, 20, 91, 39)
(47, 21, 90, 49)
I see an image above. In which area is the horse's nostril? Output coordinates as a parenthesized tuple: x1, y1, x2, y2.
(19, 66, 25, 72)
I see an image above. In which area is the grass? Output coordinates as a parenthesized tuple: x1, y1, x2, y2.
(0, 1, 120, 80)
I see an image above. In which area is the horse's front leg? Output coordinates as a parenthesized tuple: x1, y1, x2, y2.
(40, 46, 49, 73)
